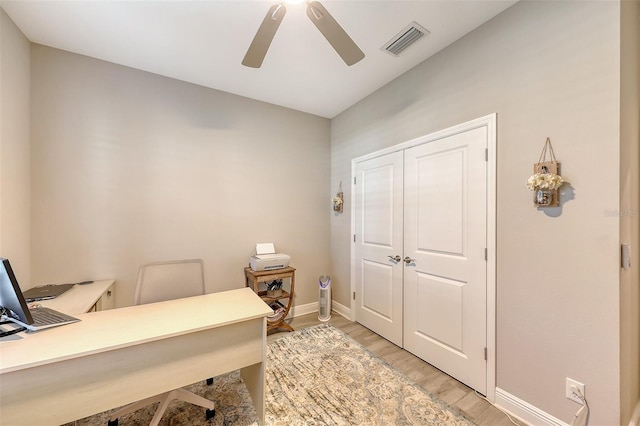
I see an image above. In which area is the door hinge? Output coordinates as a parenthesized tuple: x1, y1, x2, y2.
(353, 291, 356, 300)
(484, 347, 488, 360)
(484, 248, 488, 261)
(484, 148, 488, 161)
(354, 176, 357, 185)
(353, 234, 356, 243)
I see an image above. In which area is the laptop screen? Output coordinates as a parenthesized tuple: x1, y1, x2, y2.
(0, 258, 34, 326)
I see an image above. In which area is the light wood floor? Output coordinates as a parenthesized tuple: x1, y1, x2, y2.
(269, 313, 524, 426)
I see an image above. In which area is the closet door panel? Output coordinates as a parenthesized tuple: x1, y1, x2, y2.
(354, 151, 404, 347)
(415, 149, 465, 256)
(403, 126, 488, 395)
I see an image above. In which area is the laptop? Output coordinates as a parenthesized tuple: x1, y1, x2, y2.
(22, 283, 75, 302)
(0, 258, 80, 332)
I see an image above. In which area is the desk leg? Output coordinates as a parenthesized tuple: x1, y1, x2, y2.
(240, 317, 266, 425)
(241, 362, 265, 425)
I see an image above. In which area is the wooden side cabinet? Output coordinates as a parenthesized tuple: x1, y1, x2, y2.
(91, 283, 115, 312)
(244, 266, 295, 333)
(40, 279, 115, 315)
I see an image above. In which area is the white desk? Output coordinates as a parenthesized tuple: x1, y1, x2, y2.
(0, 287, 272, 426)
(38, 279, 115, 313)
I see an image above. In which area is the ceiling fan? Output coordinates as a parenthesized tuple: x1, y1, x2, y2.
(242, 1, 365, 68)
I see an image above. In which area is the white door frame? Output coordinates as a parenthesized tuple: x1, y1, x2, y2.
(350, 113, 497, 402)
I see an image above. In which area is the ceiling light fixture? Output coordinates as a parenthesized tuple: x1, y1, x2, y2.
(242, 1, 365, 68)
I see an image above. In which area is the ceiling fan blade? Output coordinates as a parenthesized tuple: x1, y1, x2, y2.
(306, 1, 364, 66)
(242, 3, 287, 68)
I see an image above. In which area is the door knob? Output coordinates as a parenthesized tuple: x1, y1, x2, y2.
(404, 256, 415, 264)
(387, 255, 401, 262)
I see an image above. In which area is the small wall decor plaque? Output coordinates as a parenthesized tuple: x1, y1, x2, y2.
(332, 181, 344, 213)
(526, 138, 565, 208)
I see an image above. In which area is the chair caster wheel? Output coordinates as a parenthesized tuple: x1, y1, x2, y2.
(206, 377, 213, 385)
(107, 419, 118, 426)
(206, 408, 216, 420)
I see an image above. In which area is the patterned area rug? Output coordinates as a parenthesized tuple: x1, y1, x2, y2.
(65, 324, 474, 426)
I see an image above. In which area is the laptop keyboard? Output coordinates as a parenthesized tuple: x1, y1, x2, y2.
(31, 307, 79, 327)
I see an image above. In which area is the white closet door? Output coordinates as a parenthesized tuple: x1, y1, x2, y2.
(403, 126, 488, 394)
(354, 151, 404, 347)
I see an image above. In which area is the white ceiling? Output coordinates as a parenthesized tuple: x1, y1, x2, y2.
(1, 0, 517, 118)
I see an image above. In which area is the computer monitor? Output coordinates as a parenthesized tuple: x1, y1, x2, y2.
(0, 258, 34, 326)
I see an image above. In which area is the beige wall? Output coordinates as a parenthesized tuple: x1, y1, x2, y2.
(3, 1, 637, 423)
(620, 1, 640, 423)
(29, 45, 331, 308)
(331, 1, 623, 424)
(0, 9, 31, 284)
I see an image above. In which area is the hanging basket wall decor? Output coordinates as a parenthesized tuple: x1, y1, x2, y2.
(526, 138, 565, 208)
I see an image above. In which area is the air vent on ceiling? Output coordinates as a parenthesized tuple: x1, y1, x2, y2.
(382, 22, 429, 56)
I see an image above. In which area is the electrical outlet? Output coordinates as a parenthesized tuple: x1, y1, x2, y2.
(566, 378, 585, 404)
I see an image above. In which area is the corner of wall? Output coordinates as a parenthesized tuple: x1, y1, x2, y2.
(0, 7, 32, 285)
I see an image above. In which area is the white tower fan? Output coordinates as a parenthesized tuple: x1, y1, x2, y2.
(318, 275, 331, 322)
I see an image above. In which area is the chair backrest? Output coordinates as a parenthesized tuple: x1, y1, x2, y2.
(134, 259, 205, 305)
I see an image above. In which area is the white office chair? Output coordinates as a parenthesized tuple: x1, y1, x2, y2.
(107, 259, 217, 426)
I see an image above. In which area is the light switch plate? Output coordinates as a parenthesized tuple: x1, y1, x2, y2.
(622, 244, 631, 270)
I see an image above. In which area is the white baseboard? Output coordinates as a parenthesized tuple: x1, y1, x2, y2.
(495, 387, 567, 426)
(288, 300, 351, 321)
(287, 301, 317, 319)
(331, 300, 351, 319)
